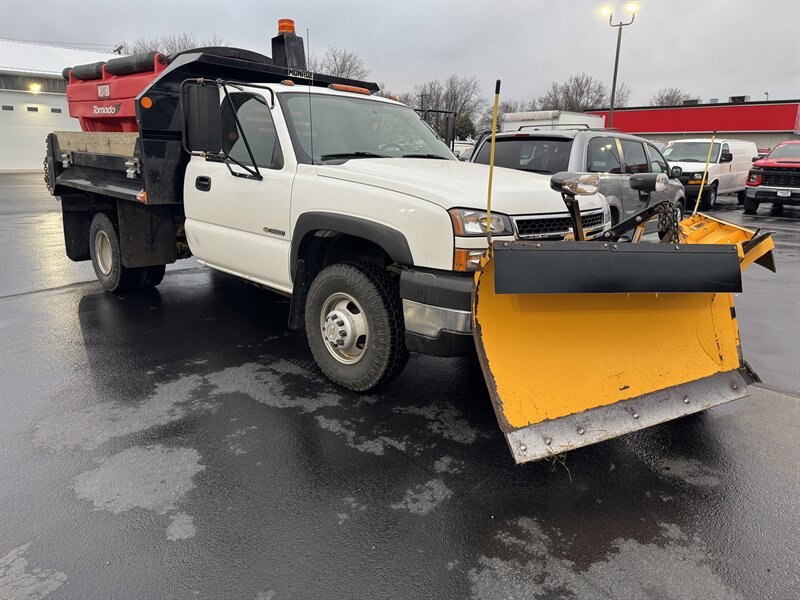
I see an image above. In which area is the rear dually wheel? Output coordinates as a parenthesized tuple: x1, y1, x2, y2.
(88, 213, 147, 292)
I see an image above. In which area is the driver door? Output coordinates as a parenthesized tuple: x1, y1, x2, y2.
(184, 90, 294, 290)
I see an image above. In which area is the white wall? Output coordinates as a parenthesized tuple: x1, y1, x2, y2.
(0, 90, 81, 171)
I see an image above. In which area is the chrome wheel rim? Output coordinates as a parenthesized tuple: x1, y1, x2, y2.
(320, 292, 369, 364)
(95, 230, 113, 275)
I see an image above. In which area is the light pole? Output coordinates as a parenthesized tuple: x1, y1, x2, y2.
(602, 4, 638, 128)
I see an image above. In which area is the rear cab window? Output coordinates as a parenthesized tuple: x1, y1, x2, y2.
(473, 136, 573, 174)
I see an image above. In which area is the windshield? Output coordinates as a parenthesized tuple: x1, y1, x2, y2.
(663, 142, 720, 163)
(279, 92, 454, 164)
(767, 144, 800, 160)
(473, 137, 573, 174)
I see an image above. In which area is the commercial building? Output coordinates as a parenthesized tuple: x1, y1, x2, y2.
(0, 39, 118, 171)
(588, 99, 800, 150)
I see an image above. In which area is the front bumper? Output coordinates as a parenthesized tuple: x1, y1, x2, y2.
(679, 182, 710, 197)
(746, 186, 800, 205)
(399, 268, 474, 357)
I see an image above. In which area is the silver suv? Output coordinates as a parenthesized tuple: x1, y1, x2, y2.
(471, 128, 686, 225)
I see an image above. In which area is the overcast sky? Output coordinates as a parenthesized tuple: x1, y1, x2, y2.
(1, 0, 798, 106)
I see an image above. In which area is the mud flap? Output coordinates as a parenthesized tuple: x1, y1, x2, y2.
(472, 238, 758, 465)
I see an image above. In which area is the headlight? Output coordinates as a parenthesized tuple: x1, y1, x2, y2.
(449, 208, 513, 237)
(693, 172, 704, 180)
(601, 197, 612, 225)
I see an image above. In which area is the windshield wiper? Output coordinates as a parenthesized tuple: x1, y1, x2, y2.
(402, 153, 449, 160)
(521, 168, 553, 174)
(675, 158, 701, 162)
(319, 152, 390, 161)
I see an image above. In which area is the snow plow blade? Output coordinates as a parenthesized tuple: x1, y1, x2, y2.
(472, 216, 774, 464)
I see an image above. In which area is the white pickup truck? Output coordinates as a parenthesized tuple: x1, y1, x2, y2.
(45, 39, 610, 393)
(47, 23, 778, 465)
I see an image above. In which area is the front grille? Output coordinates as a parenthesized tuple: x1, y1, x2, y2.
(514, 211, 605, 239)
(760, 168, 800, 188)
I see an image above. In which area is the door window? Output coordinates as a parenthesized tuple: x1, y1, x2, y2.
(221, 93, 283, 169)
(586, 137, 622, 173)
(647, 144, 669, 174)
(619, 139, 649, 174)
(720, 143, 730, 162)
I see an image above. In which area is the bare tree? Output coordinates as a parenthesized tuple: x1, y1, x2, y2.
(477, 99, 532, 131)
(537, 73, 630, 111)
(120, 32, 227, 55)
(650, 86, 692, 106)
(308, 45, 369, 80)
(411, 75, 483, 138)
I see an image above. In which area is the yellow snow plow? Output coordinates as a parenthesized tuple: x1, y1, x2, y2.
(472, 183, 775, 464)
(473, 82, 775, 464)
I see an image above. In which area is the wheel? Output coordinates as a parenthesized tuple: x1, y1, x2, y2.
(89, 213, 148, 292)
(305, 262, 409, 391)
(700, 183, 717, 210)
(737, 190, 746, 205)
(143, 265, 166, 288)
(743, 195, 759, 215)
(770, 203, 784, 216)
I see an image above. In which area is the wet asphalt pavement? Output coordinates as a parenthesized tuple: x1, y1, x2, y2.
(1, 172, 798, 600)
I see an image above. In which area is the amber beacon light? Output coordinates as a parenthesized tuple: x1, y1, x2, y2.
(278, 19, 295, 34)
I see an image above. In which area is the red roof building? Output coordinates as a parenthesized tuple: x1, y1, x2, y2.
(588, 100, 800, 150)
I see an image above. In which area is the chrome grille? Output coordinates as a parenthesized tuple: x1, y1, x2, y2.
(513, 211, 605, 239)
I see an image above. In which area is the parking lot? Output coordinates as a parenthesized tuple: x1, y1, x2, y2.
(1, 172, 798, 599)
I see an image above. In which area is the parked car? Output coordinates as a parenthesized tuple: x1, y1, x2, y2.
(744, 140, 800, 214)
(662, 139, 759, 209)
(470, 129, 685, 225)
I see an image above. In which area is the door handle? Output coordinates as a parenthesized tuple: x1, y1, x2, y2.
(195, 176, 212, 192)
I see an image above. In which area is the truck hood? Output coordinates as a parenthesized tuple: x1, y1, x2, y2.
(753, 157, 800, 169)
(315, 158, 606, 215)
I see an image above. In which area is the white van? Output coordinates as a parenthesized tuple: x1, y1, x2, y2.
(663, 138, 760, 209)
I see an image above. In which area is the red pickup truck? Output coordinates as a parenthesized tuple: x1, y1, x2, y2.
(744, 140, 800, 214)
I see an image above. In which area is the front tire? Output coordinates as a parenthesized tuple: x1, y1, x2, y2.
(305, 263, 408, 391)
(700, 183, 717, 210)
(89, 213, 147, 292)
(737, 189, 746, 205)
(743, 196, 759, 215)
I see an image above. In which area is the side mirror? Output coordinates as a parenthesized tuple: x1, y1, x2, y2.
(550, 172, 599, 196)
(751, 156, 760, 163)
(671, 165, 682, 178)
(182, 82, 222, 154)
(720, 152, 733, 163)
(629, 173, 668, 194)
